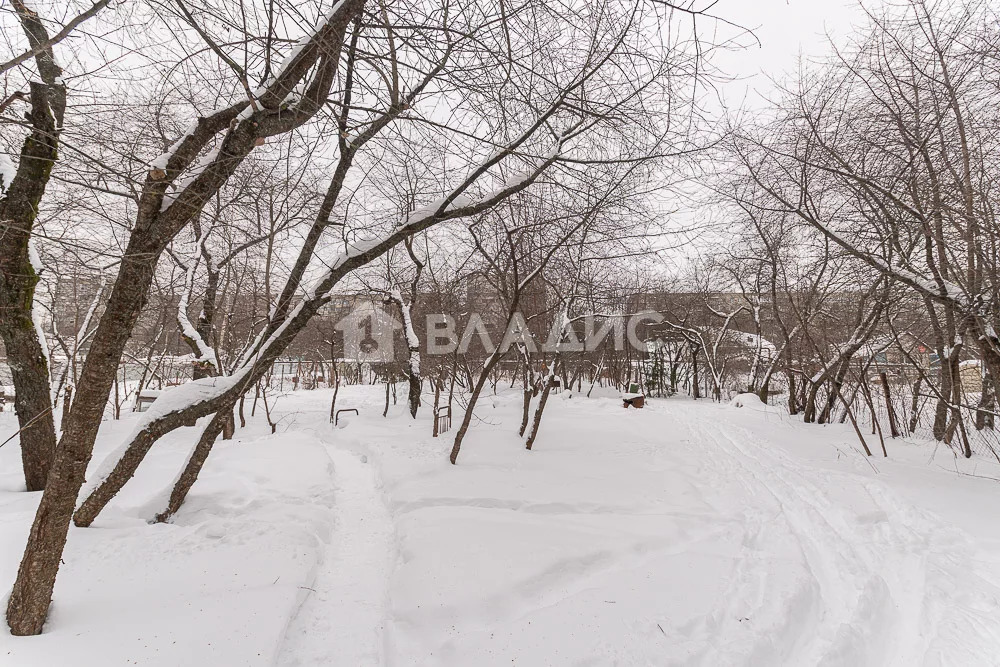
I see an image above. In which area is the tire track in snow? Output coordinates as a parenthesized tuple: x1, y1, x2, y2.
(702, 421, 903, 665)
(671, 412, 832, 665)
(677, 406, 1000, 666)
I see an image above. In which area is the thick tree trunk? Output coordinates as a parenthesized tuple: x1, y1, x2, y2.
(7, 0, 365, 634)
(0, 79, 63, 491)
(221, 409, 235, 440)
(519, 387, 534, 437)
(7, 224, 228, 633)
(407, 367, 420, 418)
(0, 313, 55, 491)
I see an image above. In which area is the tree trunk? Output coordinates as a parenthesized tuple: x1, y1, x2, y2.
(756, 374, 771, 405)
(154, 407, 230, 523)
(329, 362, 340, 423)
(0, 312, 55, 491)
(819, 358, 853, 425)
(519, 362, 534, 437)
(60, 386, 73, 432)
(450, 351, 505, 464)
(860, 373, 888, 456)
(6, 228, 169, 639)
(786, 371, 798, 415)
(690, 345, 700, 399)
(407, 368, 420, 418)
(524, 375, 555, 450)
(221, 409, 235, 440)
(976, 367, 995, 431)
(0, 79, 63, 492)
(879, 371, 900, 438)
(932, 349, 952, 440)
(803, 380, 820, 423)
(519, 386, 534, 438)
(431, 377, 441, 437)
(909, 375, 922, 433)
(7, 11, 365, 632)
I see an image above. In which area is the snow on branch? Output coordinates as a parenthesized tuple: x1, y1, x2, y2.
(176, 226, 221, 373)
(236, 136, 569, 370)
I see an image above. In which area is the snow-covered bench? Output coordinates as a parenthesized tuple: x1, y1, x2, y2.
(134, 389, 162, 413)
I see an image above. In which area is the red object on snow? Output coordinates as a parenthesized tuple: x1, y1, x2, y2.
(623, 394, 645, 409)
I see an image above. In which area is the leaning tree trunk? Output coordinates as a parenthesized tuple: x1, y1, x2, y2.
(154, 407, 231, 523)
(879, 371, 900, 438)
(450, 349, 506, 464)
(524, 374, 556, 451)
(518, 357, 536, 437)
(6, 232, 163, 635)
(450, 295, 528, 464)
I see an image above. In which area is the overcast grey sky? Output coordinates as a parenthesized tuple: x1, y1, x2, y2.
(710, 0, 867, 108)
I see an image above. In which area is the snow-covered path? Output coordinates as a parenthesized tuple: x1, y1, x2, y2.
(275, 443, 394, 666)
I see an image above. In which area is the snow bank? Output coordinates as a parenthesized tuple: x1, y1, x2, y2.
(730, 392, 764, 408)
(0, 405, 337, 665)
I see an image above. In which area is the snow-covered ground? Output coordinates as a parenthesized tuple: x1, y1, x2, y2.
(2, 386, 1000, 665)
